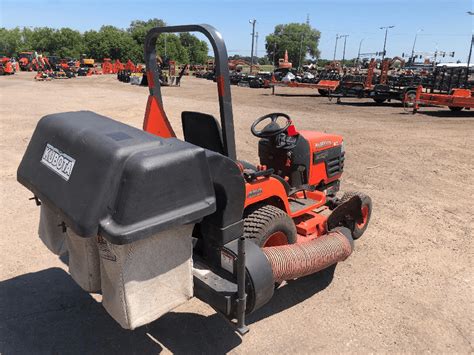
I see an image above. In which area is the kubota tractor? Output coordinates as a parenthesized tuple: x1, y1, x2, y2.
(18, 24, 372, 334)
(18, 51, 38, 71)
(0, 57, 16, 75)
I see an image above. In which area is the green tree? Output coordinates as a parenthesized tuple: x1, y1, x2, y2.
(155, 33, 189, 63)
(0, 27, 23, 56)
(128, 18, 166, 47)
(27, 27, 56, 54)
(265, 23, 321, 67)
(54, 28, 84, 58)
(18, 27, 34, 52)
(258, 56, 271, 65)
(127, 19, 208, 64)
(0, 19, 209, 64)
(179, 32, 208, 64)
(84, 26, 139, 61)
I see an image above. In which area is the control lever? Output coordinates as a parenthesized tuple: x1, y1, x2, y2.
(243, 168, 275, 182)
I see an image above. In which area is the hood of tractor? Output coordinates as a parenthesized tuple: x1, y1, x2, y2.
(298, 130, 343, 152)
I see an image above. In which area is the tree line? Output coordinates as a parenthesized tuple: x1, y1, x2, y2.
(1, 19, 322, 66)
(0, 19, 209, 64)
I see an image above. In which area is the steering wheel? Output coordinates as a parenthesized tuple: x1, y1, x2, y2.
(251, 113, 291, 138)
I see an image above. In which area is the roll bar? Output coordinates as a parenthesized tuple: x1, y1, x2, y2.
(144, 24, 237, 161)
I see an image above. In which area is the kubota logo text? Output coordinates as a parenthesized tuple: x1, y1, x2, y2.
(41, 143, 76, 181)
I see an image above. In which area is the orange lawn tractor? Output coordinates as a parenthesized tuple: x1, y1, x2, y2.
(0, 57, 16, 75)
(18, 51, 39, 71)
(124, 59, 137, 72)
(113, 59, 124, 73)
(18, 24, 372, 334)
(101, 58, 114, 74)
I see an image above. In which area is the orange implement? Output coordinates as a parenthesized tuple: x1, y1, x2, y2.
(408, 85, 474, 112)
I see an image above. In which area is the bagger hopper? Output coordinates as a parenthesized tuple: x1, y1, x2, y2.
(17, 24, 372, 334)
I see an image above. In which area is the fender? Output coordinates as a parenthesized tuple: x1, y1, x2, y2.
(244, 176, 290, 212)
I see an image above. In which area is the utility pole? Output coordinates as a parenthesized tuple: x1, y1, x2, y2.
(357, 38, 365, 64)
(249, 19, 257, 73)
(410, 29, 423, 63)
(467, 35, 474, 86)
(255, 32, 259, 63)
(466, 12, 473, 84)
(164, 34, 167, 58)
(380, 25, 395, 60)
(466, 11, 474, 85)
(298, 33, 305, 71)
(340, 34, 349, 63)
(272, 42, 277, 68)
(333, 34, 340, 61)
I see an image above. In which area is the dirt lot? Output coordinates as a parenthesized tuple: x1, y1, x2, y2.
(1, 72, 473, 354)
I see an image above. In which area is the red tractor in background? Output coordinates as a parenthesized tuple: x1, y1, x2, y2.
(0, 56, 18, 75)
(113, 59, 124, 73)
(18, 51, 39, 71)
(102, 58, 114, 74)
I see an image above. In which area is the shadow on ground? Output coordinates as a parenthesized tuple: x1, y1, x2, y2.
(268, 93, 321, 98)
(248, 264, 336, 324)
(399, 109, 474, 118)
(0, 265, 336, 353)
(335, 100, 403, 108)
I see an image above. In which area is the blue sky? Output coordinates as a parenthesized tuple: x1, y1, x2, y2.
(1, 0, 472, 62)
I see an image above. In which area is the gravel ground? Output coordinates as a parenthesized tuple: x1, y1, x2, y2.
(1, 72, 473, 354)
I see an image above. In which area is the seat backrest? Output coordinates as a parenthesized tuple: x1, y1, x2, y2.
(181, 111, 225, 155)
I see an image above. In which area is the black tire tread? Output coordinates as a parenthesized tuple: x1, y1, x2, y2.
(340, 191, 367, 203)
(243, 205, 297, 247)
(340, 191, 372, 239)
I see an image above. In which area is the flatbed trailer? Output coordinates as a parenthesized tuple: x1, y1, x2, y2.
(269, 79, 340, 95)
(406, 85, 473, 113)
(330, 59, 392, 103)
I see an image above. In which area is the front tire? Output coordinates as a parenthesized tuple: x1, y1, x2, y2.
(243, 205, 297, 247)
(340, 191, 372, 239)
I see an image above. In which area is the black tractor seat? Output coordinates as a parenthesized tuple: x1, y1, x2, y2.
(182, 111, 291, 196)
(182, 110, 257, 172)
(182, 111, 225, 155)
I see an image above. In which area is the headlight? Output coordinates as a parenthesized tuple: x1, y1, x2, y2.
(340, 140, 345, 154)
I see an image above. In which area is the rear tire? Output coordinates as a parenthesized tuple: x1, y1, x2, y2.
(448, 106, 463, 112)
(318, 89, 329, 96)
(373, 97, 386, 104)
(243, 205, 297, 247)
(404, 90, 416, 103)
(339, 191, 372, 239)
